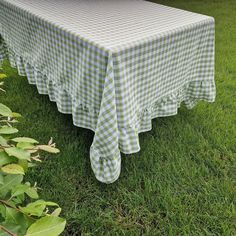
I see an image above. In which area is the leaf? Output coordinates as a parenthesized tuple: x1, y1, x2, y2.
(0, 222, 22, 236)
(11, 184, 30, 198)
(5, 207, 21, 223)
(11, 112, 21, 118)
(26, 216, 66, 236)
(5, 147, 31, 160)
(0, 74, 7, 79)
(25, 187, 39, 199)
(51, 208, 61, 217)
(20, 200, 47, 217)
(0, 204, 6, 218)
(12, 193, 25, 205)
(0, 175, 23, 198)
(0, 173, 3, 184)
(0, 151, 15, 166)
(12, 137, 39, 144)
(5, 207, 18, 224)
(17, 142, 35, 150)
(0, 126, 18, 135)
(18, 159, 29, 172)
(20, 200, 59, 217)
(44, 202, 59, 207)
(0, 136, 8, 146)
(37, 145, 60, 154)
(1, 175, 23, 190)
(0, 103, 12, 117)
(1, 164, 25, 175)
(4, 207, 29, 235)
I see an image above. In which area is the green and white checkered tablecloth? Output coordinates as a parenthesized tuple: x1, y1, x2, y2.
(0, 0, 216, 183)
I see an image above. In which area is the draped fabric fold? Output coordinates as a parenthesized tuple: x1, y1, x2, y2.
(89, 53, 121, 183)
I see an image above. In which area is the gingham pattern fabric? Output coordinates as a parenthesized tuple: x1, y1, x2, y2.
(0, 0, 216, 183)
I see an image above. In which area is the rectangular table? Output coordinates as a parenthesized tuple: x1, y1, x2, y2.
(0, 0, 216, 183)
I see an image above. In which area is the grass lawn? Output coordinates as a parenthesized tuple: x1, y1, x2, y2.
(1, 0, 236, 235)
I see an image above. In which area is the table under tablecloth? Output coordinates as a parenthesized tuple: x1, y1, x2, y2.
(0, 0, 216, 183)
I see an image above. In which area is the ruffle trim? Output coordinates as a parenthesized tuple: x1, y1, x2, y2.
(118, 80, 216, 154)
(0, 44, 100, 130)
(0, 40, 216, 157)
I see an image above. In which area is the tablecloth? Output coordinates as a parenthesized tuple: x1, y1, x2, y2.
(0, 0, 216, 183)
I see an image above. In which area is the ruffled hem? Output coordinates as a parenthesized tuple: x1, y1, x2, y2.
(118, 80, 216, 154)
(1, 44, 100, 131)
(0, 39, 216, 160)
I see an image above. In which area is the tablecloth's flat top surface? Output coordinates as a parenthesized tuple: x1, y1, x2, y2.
(1, 0, 212, 50)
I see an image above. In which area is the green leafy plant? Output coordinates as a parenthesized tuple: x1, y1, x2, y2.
(0, 74, 66, 236)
